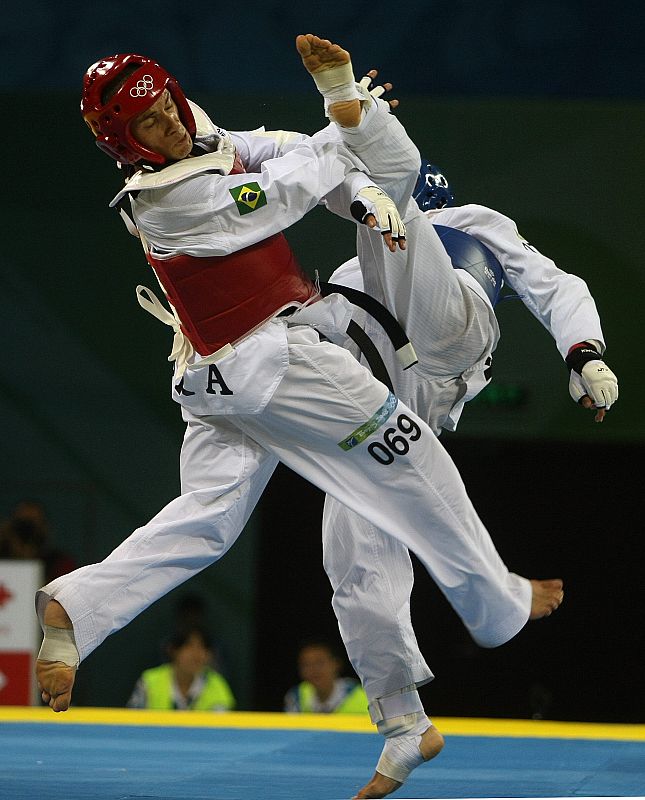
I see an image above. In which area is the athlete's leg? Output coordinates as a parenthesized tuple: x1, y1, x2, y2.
(322, 495, 432, 699)
(235, 328, 532, 649)
(231, 329, 523, 793)
(36, 413, 278, 709)
(323, 495, 443, 798)
(363, 206, 499, 374)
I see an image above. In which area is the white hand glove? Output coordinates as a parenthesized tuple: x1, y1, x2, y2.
(568, 360, 619, 409)
(351, 186, 406, 241)
(359, 74, 385, 98)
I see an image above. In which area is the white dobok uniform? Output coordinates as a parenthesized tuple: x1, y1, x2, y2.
(37, 98, 531, 696)
(322, 99, 606, 701)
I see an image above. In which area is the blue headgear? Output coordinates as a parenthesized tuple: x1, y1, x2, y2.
(413, 160, 454, 211)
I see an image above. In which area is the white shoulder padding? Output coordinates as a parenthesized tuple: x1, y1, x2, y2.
(109, 150, 236, 208)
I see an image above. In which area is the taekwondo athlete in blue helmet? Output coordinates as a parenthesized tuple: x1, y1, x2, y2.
(297, 38, 616, 798)
(325, 161, 618, 794)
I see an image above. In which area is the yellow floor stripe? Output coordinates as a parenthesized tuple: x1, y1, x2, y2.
(2, 707, 645, 741)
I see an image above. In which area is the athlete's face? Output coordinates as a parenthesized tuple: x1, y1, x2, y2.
(130, 89, 193, 162)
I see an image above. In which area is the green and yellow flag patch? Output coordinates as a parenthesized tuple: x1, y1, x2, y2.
(229, 182, 267, 215)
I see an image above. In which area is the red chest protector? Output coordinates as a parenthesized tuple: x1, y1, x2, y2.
(144, 153, 318, 356)
(146, 233, 319, 356)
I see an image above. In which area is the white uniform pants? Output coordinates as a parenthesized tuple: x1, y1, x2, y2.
(322, 211, 530, 704)
(37, 325, 528, 668)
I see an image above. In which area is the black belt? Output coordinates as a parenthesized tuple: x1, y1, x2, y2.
(319, 282, 418, 393)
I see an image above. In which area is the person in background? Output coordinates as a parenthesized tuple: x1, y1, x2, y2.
(126, 626, 235, 711)
(284, 639, 368, 714)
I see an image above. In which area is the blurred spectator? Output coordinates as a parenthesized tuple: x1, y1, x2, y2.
(126, 626, 235, 711)
(284, 639, 368, 714)
(171, 592, 228, 674)
(0, 500, 76, 582)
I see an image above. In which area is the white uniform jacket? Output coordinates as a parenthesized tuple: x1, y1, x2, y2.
(111, 101, 384, 416)
(331, 203, 606, 432)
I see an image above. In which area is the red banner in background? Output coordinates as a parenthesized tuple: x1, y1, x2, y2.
(0, 652, 32, 705)
(0, 561, 44, 705)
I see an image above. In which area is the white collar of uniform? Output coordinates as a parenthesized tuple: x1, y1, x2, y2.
(109, 99, 236, 208)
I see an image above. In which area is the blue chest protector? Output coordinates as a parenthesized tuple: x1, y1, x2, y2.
(433, 224, 503, 307)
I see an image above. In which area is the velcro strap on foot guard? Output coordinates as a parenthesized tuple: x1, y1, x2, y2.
(38, 625, 80, 668)
(369, 684, 424, 725)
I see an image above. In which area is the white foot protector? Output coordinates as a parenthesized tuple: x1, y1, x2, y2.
(375, 712, 429, 784)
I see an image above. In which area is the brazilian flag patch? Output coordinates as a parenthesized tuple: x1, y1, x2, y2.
(229, 182, 267, 215)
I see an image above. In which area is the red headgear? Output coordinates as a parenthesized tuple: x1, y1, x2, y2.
(80, 54, 196, 165)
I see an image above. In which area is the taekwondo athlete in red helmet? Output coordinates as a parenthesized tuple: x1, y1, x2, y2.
(81, 54, 197, 165)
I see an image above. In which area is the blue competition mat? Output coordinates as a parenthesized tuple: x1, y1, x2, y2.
(1, 709, 644, 800)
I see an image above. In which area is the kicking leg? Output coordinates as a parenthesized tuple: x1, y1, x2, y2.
(295, 33, 361, 129)
(35, 415, 277, 711)
(36, 600, 77, 712)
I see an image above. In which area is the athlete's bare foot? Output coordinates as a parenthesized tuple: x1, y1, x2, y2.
(36, 659, 76, 712)
(529, 578, 564, 619)
(295, 34, 361, 129)
(37, 600, 76, 712)
(353, 724, 444, 799)
(296, 33, 351, 75)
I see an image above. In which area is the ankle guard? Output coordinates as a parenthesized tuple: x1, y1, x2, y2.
(375, 712, 431, 783)
(369, 684, 424, 726)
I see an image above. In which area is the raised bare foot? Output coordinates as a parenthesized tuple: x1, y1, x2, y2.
(353, 724, 444, 799)
(37, 600, 77, 711)
(295, 34, 360, 128)
(295, 33, 350, 76)
(529, 578, 564, 619)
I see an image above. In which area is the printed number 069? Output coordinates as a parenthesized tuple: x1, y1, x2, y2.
(368, 414, 421, 465)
